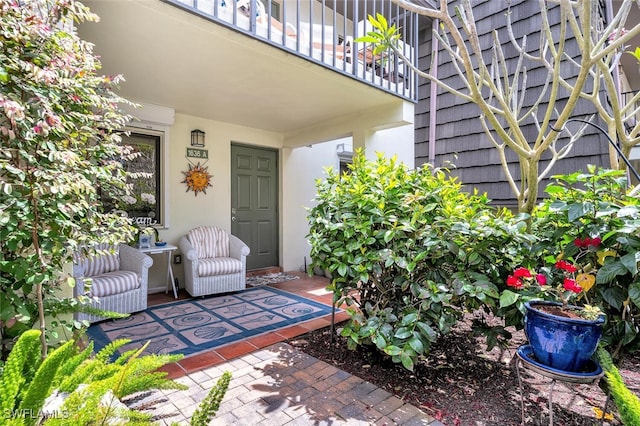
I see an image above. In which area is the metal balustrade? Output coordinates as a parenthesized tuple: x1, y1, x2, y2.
(163, 0, 419, 102)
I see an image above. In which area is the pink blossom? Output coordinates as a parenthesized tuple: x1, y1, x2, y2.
(608, 28, 628, 42)
(45, 113, 61, 128)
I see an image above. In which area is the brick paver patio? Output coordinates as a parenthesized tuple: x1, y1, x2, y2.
(143, 342, 442, 425)
(140, 273, 443, 425)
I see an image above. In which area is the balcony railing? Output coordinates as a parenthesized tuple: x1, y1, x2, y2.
(163, 0, 419, 102)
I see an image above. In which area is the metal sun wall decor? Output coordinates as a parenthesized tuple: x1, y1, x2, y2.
(181, 162, 212, 196)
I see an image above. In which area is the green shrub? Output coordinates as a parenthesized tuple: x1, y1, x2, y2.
(307, 152, 527, 370)
(501, 166, 640, 356)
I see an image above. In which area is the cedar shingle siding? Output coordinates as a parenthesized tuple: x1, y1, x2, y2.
(414, 0, 611, 208)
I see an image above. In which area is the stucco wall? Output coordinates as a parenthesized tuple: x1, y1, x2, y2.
(365, 125, 415, 168)
(281, 124, 415, 273)
(146, 112, 282, 290)
(281, 141, 343, 273)
(118, 105, 414, 290)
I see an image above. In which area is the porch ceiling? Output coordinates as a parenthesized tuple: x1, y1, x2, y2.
(79, 0, 402, 138)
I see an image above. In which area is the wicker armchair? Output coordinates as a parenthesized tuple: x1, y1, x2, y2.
(178, 226, 250, 297)
(73, 244, 153, 323)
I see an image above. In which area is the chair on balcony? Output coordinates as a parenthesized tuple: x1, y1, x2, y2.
(73, 244, 153, 323)
(195, 0, 350, 64)
(178, 226, 250, 297)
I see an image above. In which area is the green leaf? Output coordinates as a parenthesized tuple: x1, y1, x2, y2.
(401, 312, 418, 326)
(467, 251, 481, 265)
(408, 337, 424, 354)
(373, 334, 386, 349)
(415, 321, 437, 342)
(597, 261, 629, 284)
(544, 184, 565, 194)
(622, 320, 637, 345)
(400, 352, 415, 371)
(394, 327, 412, 339)
(384, 345, 402, 356)
(337, 264, 348, 277)
(601, 287, 627, 310)
(620, 252, 639, 275)
(568, 203, 590, 221)
(499, 290, 520, 308)
(627, 46, 640, 62)
(630, 282, 640, 309)
(355, 35, 382, 43)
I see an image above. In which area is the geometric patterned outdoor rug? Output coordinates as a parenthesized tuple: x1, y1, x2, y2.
(86, 286, 335, 358)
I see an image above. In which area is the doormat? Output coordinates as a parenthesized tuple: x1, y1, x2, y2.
(86, 286, 333, 358)
(246, 272, 300, 287)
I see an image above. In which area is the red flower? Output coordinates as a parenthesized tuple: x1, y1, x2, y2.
(535, 274, 547, 285)
(588, 237, 602, 247)
(506, 275, 523, 289)
(513, 267, 532, 278)
(574, 236, 602, 248)
(555, 260, 578, 273)
(563, 278, 582, 294)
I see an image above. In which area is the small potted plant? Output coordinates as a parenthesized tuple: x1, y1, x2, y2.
(137, 226, 155, 249)
(501, 237, 606, 373)
(153, 227, 167, 246)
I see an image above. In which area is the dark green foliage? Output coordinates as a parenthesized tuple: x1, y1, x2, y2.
(190, 371, 232, 426)
(307, 152, 527, 370)
(521, 167, 640, 355)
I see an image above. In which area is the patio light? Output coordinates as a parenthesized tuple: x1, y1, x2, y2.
(191, 129, 205, 147)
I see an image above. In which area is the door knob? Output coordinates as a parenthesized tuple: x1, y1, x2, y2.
(232, 216, 236, 222)
(231, 208, 237, 214)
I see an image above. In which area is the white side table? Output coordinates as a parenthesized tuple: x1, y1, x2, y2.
(138, 244, 178, 299)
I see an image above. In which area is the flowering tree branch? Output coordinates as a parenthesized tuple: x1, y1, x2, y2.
(1, 0, 138, 356)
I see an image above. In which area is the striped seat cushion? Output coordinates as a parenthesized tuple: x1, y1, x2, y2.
(197, 257, 243, 276)
(188, 226, 230, 259)
(77, 244, 120, 277)
(87, 270, 140, 297)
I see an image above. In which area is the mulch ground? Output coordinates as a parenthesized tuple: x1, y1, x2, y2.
(288, 314, 640, 426)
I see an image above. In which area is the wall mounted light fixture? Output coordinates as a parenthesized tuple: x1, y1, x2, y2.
(190, 129, 205, 147)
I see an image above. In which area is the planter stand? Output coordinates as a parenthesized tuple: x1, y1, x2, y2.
(515, 344, 606, 425)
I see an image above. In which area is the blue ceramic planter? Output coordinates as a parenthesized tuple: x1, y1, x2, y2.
(524, 301, 605, 373)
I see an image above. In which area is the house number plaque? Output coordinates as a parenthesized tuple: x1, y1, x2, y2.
(186, 148, 208, 159)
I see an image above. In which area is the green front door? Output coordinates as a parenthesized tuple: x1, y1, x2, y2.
(231, 144, 279, 270)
